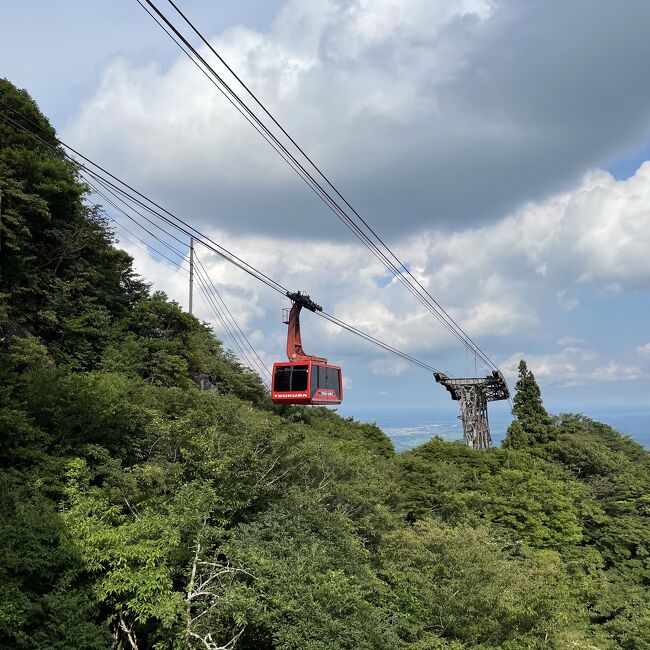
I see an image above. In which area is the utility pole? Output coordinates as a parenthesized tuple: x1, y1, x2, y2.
(189, 236, 194, 315)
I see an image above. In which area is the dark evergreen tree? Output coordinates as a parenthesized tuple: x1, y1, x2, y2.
(2, 77, 649, 649)
(0, 78, 147, 369)
(504, 359, 557, 449)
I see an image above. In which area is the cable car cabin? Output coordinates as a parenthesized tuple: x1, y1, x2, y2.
(273, 291, 344, 406)
(271, 361, 342, 405)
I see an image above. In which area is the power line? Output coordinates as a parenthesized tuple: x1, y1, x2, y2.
(317, 311, 437, 373)
(72, 156, 270, 383)
(95, 186, 270, 386)
(194, 252, 270, 380)
(192, 255, 270, 381)
(193, 267, 271, 389)
(85, 171, 271, 384)
(138, 0, 498, 374)
(109, 216, 189, 273)
(85, 175, 189, 263)
(89, 171, 187, 248)
(0, 105, 443, 375)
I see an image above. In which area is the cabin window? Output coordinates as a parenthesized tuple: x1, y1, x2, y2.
(274, 365, 309, 392)
(291, 365, 309, 391)
(316, 366, 340, 391)
(274, 367, 292, 392)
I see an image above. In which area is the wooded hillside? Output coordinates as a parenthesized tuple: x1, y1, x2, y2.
(1, 79, 648, 649)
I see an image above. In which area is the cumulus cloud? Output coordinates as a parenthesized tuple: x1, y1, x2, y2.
(500, 345, 596, 384)
(370, 358, 410, 377)
(420, 164, 650, 299)
(500, 343, 649, 387)
(637, 343, 650, 358)
(75, 0, 650, 396)
(592, 361, 647, 382)
(66, 0, 650, 239)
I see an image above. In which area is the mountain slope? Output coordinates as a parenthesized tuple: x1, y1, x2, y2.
(1, 78, 648, 650)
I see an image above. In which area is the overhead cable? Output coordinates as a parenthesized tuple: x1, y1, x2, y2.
(194, 252, 271, 380)
(84, 171, 271, 383)
(86, 178, 270, 386)
(138, 0, 498, 373)
(0, 105, 442, 375)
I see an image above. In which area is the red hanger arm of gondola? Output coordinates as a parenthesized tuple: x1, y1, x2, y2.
(271, 291, 343, 406)
(286, 299, 327, 363)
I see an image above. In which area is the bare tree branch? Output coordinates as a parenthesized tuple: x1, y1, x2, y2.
(118, 614, 139, 650)
(184, 527, 252, 650)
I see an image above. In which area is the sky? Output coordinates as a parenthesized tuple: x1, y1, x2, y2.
(2, 0, 650, 418)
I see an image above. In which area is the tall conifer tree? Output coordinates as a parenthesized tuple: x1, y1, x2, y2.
(504, 359, 556, 448)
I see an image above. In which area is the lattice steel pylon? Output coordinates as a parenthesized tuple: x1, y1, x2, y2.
(434, 371, 509, 449)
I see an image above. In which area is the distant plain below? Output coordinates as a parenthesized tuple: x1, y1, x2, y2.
(340, 405, 650, 452)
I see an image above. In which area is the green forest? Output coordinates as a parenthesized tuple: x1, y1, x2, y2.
(1, 78, 649, 649)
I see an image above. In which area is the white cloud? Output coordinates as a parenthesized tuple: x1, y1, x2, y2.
(592, 361, 647, 382)
(637, 343, 650, 358)
(556, 290, 579, 312)
(75, 0, 650, 396)
(557, 336, 586, 347)
(500, 346, 596, 384)
(501, 342, 649, 387)
(370, 357, 410, 377)
(416, 164, 650, 323)
(66, 0, 650, 239)
(458, 298, 537, 337)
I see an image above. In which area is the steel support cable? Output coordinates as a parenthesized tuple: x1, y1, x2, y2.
(140, 0, 498, 373)
(194, 272, 271, 389)
(194, 252, 271, 380)
(111, 218, 270, 389)
(105, 201, 268, 385)
(85, 169, 188, 249)
(1, 108, 439, 374)
(89, 171, 270, 382)
(109, 216, 189, 273)
(136, 0, 478, 364)
(76, 172, 191, 270)
(196, 274, 267, 385)
(0, 108, 444, 375)
(163, 0, 498, 372)
(193, 266, 270, 388)
(317, 311, 439, 373)
(84, 175, 189, 263)
(0, 107, 288, 297)
(192, 256, 269, 378)
(91, 188, 269, 385)
(80, 165, 286, 295)
(85, 169, 270, 382)
(137, 0, 465, 352)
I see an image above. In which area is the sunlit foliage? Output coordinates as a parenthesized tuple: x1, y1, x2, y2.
(1, 78, 648, 649)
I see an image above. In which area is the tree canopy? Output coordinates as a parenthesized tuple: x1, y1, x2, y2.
(1, 78, 649, 650)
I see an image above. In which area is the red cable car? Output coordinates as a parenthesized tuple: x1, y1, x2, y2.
(271, 292, 343, 405)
